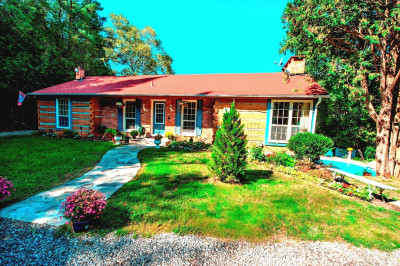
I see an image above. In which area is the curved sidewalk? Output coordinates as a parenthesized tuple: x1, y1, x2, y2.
(0, 143, 153, 226)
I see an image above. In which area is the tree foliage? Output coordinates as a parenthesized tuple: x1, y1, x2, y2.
(209, 102, 247, 183)
(0, 0, 112, 130)
(281, 0, 400, 177)
(104, 13, 174, 76)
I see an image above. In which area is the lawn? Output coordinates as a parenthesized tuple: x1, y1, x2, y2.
(95, 148, 400, 251)
(0, 135, 115, 208)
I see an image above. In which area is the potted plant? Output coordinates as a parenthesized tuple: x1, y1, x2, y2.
(59, 188, 107, 233)
(130, 130, 139, 139)
(154, 134, 162, 148)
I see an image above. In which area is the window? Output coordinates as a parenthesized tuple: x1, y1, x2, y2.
(154, 102, 165, 124)
(124, 101, 136, 131)
(56, 98, 70, 129)
(182, 101, 196, 135)
(269, 101, 311, 142)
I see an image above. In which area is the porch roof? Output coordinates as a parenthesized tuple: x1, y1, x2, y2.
(30, 73, 329, 98)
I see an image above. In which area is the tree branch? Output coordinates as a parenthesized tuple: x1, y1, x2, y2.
(361, 69, 379, 123)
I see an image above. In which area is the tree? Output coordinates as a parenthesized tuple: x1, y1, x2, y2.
(281, 0, 400, 177)
(0, 0, 111, 130)
(104, 13, 174, 75)
(209, 102, 247, 183)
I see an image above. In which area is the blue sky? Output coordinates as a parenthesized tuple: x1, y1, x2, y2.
(99, 0, 290, 74)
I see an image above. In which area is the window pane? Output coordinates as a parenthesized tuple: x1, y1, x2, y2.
(57, 98, 70, 128)
(125, 101, 135, 118)
(155, 103, 164, 124)
(126, 118, 135, 130)
(59, 116, 69, 127)
(270, 125, 287, 141)
(182, 102, 196, 134)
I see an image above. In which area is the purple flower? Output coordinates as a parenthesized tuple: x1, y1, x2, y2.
(59, 189, 107, 223)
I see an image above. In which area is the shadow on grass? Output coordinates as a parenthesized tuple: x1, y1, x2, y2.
(242, 169, 273, 184)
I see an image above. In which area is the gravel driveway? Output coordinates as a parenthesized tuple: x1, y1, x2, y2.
(1, 217, 399, 265)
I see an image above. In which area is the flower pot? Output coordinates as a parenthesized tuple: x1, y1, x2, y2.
(114, 136, 122, 145)
(154, 139, 161, 148)
(72, 220, 90, 233)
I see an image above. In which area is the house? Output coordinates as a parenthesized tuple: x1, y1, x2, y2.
(30, 57, 329, 145)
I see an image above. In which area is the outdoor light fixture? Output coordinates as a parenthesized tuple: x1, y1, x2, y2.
(169, 104, 174, 111)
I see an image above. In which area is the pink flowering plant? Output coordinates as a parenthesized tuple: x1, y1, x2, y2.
(60, 189, 107, 223)
(0, 176, 14, 201)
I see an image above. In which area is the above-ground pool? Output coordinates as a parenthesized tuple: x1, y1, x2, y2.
(319, 157, 376, 176)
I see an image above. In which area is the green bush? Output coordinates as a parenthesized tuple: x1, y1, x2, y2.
(288, 132, 334, 162)
(209, 102, 247, 183)
(265, 151, 295, 167)
(104, 128, 118, 137)
(168, 141, 211, 151)
(248, 146, 264, 162)
(96, 126, 108, 135)
(62, 129, 79, 139)
(130, 130, 139, 139)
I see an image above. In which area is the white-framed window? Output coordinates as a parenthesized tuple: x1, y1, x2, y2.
(124, 100, 136, 131)
(56, 98, 70, 129)
(154, 102, 165, 124)
(269, 100, 312, 143)
(181, 101, 197, 135)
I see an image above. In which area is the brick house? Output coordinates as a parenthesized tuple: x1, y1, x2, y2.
(30, 57, 329, 145)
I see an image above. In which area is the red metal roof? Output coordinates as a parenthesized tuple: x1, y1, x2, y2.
(30, 73, 328, 98)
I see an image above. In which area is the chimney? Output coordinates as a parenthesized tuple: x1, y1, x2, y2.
(282, 56, 305, 75)
(75, 66, 85, 81)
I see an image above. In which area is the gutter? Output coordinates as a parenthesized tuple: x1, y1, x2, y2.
(312, 97, 322, 133)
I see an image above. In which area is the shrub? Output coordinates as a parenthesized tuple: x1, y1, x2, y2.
(288, 132, 334, 162)
(248, 146, 264, 162)
(60, 189, 107, 223)
(62, 129, 79, 139)
(265, 151, 295, 167)
(0, 176, 14, 201)
(364, 146, 376, 161)
(96, 126, 108, 135)
(104, 128, 118, 137)
(130, 130, 139, 139)
(168, 140, 211, 151)
(209, 102, 247, 183)
(165, 131, 175, 140)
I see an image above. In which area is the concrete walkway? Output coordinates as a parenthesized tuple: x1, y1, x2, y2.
(0, 143, 154, 226)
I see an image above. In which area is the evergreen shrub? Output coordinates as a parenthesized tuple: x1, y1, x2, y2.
(209, 102, 247, 183)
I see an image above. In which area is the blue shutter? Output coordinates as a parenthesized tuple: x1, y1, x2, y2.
(117, 107, 123, 131)
(135, 99, 141, 129)
(196, 100, 203, 136)
(175, 99, 182, 134)
(69, 99, 72, 130)
(264, 99, 272, 145)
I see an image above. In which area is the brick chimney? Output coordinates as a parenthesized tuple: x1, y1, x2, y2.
(282, 56, 305, 75)
(75, 66, 85, 80)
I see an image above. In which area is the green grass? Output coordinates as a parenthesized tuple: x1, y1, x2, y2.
(94, 148, 400, 251)
(0, 135, 115, 208)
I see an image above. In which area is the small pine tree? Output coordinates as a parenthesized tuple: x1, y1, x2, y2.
(209, 102, 247, 183)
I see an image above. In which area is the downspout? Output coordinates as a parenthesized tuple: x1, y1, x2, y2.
(312, 97, 322, 133)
